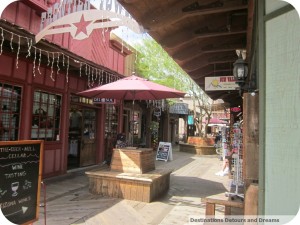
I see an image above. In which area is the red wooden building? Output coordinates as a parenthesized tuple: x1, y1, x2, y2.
(0, 0, 133, 178)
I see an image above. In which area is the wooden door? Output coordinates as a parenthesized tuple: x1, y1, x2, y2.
(80, 109, 96, 167)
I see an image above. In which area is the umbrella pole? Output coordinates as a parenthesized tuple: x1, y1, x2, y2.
(131, 99, 135, 146)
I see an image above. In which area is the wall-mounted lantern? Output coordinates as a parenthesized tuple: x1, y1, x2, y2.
(233, 51, 248, 88)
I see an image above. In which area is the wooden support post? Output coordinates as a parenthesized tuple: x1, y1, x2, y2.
(225, 206, 231, 215)
(206, 202, 216, 216)
(243, 93, 259, 189)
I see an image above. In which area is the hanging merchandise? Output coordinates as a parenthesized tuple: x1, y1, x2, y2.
(225, 122, 244, 200)
(220, 127, 229, 160)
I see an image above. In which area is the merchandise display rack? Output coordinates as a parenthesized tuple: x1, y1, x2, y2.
(225, 122, 244, 200)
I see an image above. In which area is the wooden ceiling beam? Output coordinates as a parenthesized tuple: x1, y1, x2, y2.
(174, 45, 243, 62)
(184, 58, 235, 72)
(141, 1, 248, 31)
(191, 69, 233, 80)
(162, 29, 246, 49)
(181, 52, 236, 71)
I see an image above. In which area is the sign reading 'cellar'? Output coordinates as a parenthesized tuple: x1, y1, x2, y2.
(0, 141, 43, 225)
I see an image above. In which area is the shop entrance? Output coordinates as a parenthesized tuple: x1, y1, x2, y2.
(68, 106, 96, 170)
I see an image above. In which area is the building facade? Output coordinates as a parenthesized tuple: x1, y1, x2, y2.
(0, 0, 133, 178)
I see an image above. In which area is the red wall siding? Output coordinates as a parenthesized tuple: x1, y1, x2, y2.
(0, 54, 14, 77)
(13, 60, 28, 80)
(1, 1, 127, 75)
(0, 53, 106, 178)
(1, 0, 124, 178)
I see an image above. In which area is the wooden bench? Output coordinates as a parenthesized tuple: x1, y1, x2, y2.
(201, 197, 244, 216)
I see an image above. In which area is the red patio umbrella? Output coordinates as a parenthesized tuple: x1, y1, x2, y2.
(77, 75, 185, 145)
(77, 75, 185, 100)
(204, 117, 228, 127)
(208, 118, 227, 124)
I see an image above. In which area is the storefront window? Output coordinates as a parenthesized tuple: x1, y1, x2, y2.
(31, 90, 61, 141)
(105, 105, 118, 138)
(0, 83, 22, 141)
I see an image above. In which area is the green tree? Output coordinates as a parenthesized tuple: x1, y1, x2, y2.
(133, 38, 213, 137)
(133, 38, 190, 92)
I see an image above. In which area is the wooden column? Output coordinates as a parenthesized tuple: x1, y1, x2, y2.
(243, 93, 259, 187)
(244, 183, 259, 216)
(206, 202, 216, 216)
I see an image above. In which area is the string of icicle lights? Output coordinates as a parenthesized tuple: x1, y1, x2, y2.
(0, 26, 120, 87)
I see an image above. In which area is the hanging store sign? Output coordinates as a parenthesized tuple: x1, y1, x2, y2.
(93, 98, 115, 104)
(188, 115, 194, 125)
(36, 0, 144, 43)
(205, 76, 239, 91)
(153, 107, 161, 117)
(169, 103, 189, 115)
(231, 107, 241, 112)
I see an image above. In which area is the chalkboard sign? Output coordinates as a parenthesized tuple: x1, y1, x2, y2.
(156, 142, 172, 162)
(0, 140, 44, 225)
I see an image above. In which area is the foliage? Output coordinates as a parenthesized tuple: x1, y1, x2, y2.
(133, 39, 191, 92)
(189, 84, 213, 137)
(133, 37, 213, 137)
(149, 121, 159, 149)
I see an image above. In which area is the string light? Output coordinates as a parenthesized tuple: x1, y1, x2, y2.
(91, 68, 94, 87)
(26, 38, 32, 58)
(79, 62, 82, 77)
(16, 35, 20, 69)
(101, 70, 104, 84)
(56, 53, 60, 75)
(33, 47, 37, 77)
(10, 33, 14, 51)
(98, 69, 101, 85)
(50, 52, 55, 81)
(0, 26, 121, 84)
(95, 69, 98, 85)
(62, 53, 65, 67)
(38, 49, 42, 75)
(0, 28, 4, 55)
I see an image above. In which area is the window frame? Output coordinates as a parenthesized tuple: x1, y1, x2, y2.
(31, 90, 62, 141)
(0, 82, 22, 141)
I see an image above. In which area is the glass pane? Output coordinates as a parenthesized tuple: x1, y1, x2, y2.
(0, 83, 21, 141)
(31, 90, 61, 141)
(34, 92, 40, 102)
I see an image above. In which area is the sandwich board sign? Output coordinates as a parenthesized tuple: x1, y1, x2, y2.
(0, 140, 44, 225)
(156, 142, 173, 162)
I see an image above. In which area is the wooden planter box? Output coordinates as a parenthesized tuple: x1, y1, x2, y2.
(110, 147, 155, 174)
(179, 143, 216, 155)
(86, 168, 172, 202)
(187, 137, 215, 146)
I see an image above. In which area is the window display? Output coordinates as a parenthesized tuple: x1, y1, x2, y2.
(0, 83, 21, 141)
(31, 90, 61, 141)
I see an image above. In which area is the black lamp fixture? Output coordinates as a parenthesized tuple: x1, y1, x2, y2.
(233, 50, 248, 89)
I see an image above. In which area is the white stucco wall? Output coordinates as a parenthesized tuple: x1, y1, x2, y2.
(265, 4, 300, 215)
